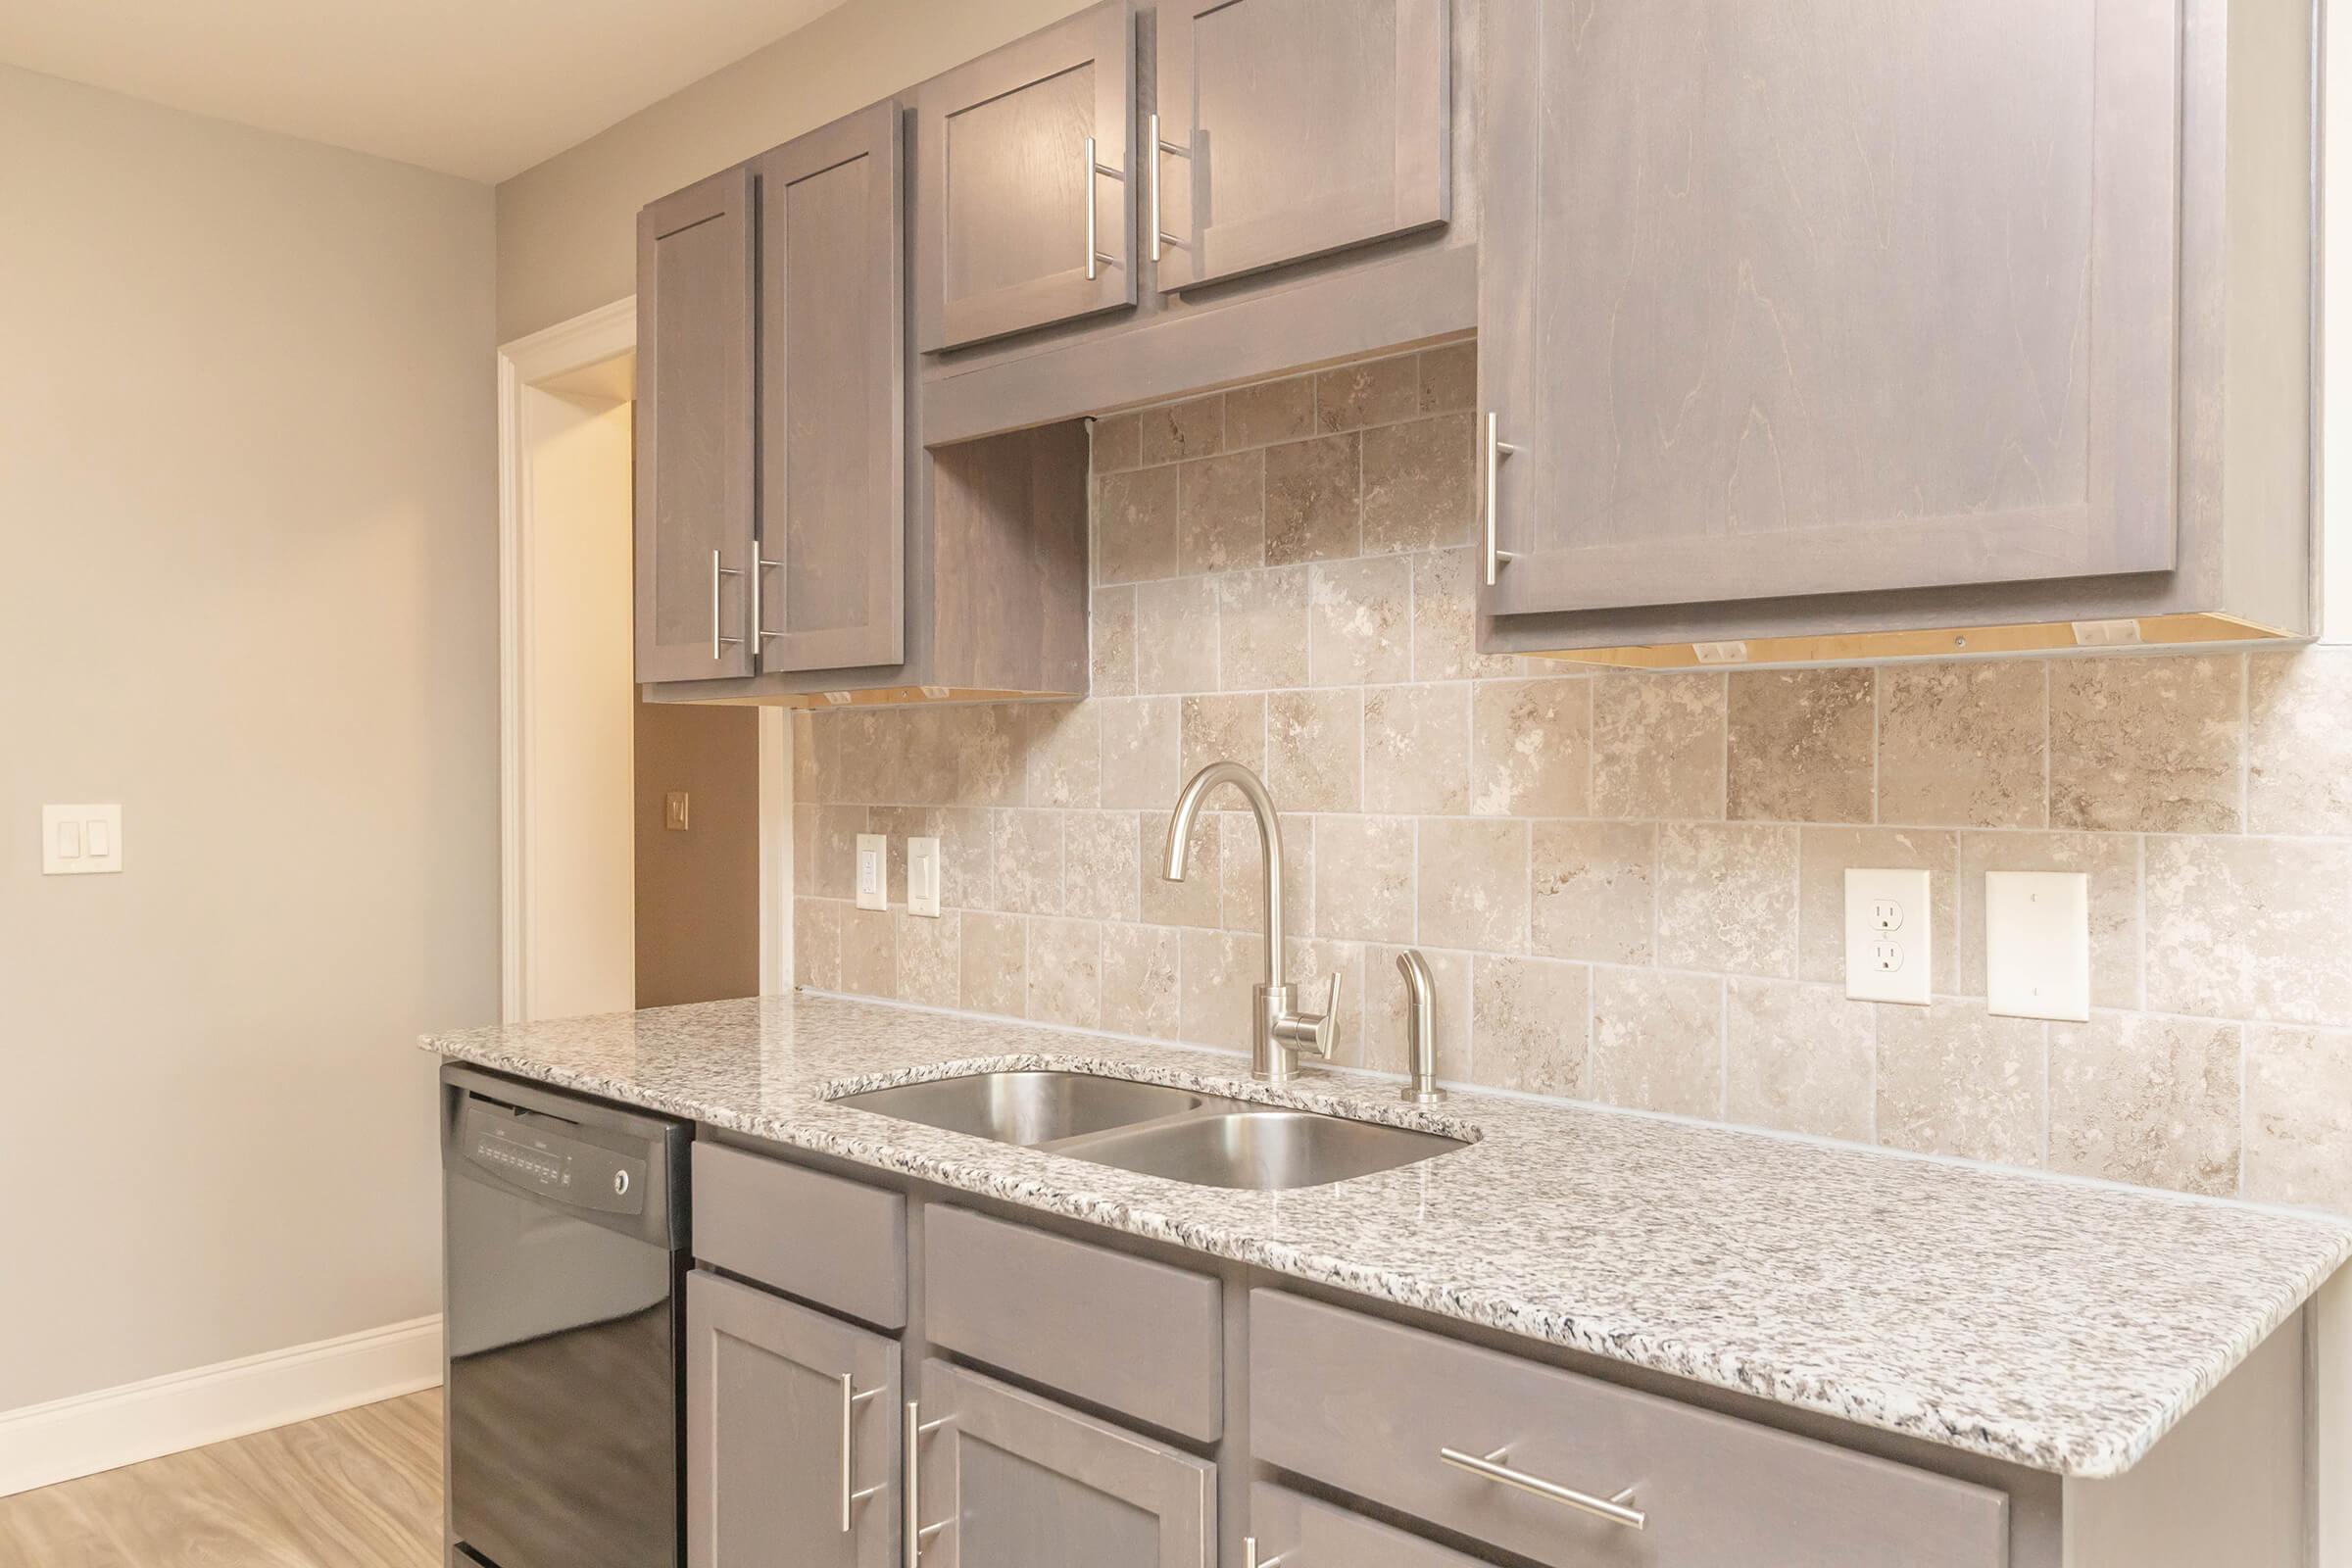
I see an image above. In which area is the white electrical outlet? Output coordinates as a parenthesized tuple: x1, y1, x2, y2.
(42, 805, 122, 875)
(907, 836, 943, 918)
(1985, 870, 2090, 1021)
(855, 833, 888, 911)
(1844, 867, 1932, 1004)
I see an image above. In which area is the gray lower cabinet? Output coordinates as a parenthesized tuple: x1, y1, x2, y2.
(1152, 0, 1448, 292)
(1248, 1484, 1489, 1568)
(686, 1269, 902, 1568)
(909, 1358, 1216, 1568)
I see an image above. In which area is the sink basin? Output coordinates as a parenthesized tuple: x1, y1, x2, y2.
(1069, 1109, 1468, 1191)
(831, 1070, 1210, 1147)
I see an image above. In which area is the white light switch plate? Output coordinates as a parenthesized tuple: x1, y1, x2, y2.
(1844, 867, 1932, 1004)
(1985, 870, 2090, 1021)
(855, 833, 888, 911)
(906, 837, 942, 918)
(43, 805, 122, 875)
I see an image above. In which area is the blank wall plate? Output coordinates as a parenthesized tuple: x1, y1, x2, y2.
(1985, 870, 2090, 1021)
(1844, 867, 1931, 1004)
(42, 805, 122, 875)
(855, 833, 888, 911)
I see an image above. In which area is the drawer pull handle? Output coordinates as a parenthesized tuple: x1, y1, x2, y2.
(838, 1374, 884, 1533)
(905, 1400, 956, 1564)
(1243, 1538, 1288, 1568)
(1438, 1446, 1646, 1532)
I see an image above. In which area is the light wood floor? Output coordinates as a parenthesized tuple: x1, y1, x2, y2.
(0, 1391, 444, 1568)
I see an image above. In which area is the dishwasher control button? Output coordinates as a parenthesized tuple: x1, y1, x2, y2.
(613, 1169, 631, 1197)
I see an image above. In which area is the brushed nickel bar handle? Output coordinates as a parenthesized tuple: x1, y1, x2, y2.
(1086, 135, 1124, 279)
(1439, 1446, 1645, 1531)
(1484, 413, 1521, 587)
(710, 549, 746, 661)
(754, 553, 784, 642)
(905, 1400, 956, 1564)
(1244, 1537, 1288, 1568)
(1148, 113, 1190, 261)
(838, 1375, 882, 1533)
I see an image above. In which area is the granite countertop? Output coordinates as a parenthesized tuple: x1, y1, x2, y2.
(424, 992, 2351, 1479)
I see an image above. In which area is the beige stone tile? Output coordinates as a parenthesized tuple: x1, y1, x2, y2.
(1224, 375, 1315, 449)
(2145, 835, 2352, 1024)
(1218, 811, 1311, 939)
(1181, 693, 1266, 779)
(2244, 1025, 2352, 1212)
(1724, 979, 1874, 1141)
(1262, 432, 1360, 565)
(1140, 393, 1224, 465)
(894, 910, 960, 1007)
(1064, 810, 1141, 922)
(1727, 669, 1874, 824)
(1100, 698, 1180, 809)
(1875, 1002, 2045, 1166)
(1142, 809, 1221, 928)
(2049, 655, 2243, 832)
(1364, 683, 1470, 814)
(1410, 547, 1526, 680)
(1590, 968, 1722, 1118)
(1656, 822, 1798, 977)
(906, 709, 967, 806)
(792, 710, 836, 804)
(1102, 922, 1183, 1040)
(2248, 649, 2352, 835)
(1265, 689, 1361, 812)
(841, 906, 895, 998)
(1136, 576, 1220, 694)
(1418, 818, 1529, 952)
(991, 808, 1064, 916)
(1308, 555, 1413, 685)
(1095, 466, 1178, 584)
(1531, 820, 1655, 964)
(1026, 916, 1103, 1028)
(935, 806, 994, 908)
(1956, 831, 2139, 1009)
(1417, 341, 1476, 414)
(1180, 927, 1267, 1052)
(1090, 410, 1141, 472)
(1472, 677, 1590, 817)
(1592, 672, 1725, 819)
(834, 710, 904, 803)
(2050, 1014, 2240, 1197)
(951, 705, 1027, 808)
(1176, 450, 1264, 575)
(1316, 355, 1419, 431)
(798, 805, 865, 900)
(1878, 662, 2045, 828)
(959, 910, 1026, 1016)
(1470, 956, 1587, 1096)
(1361, 413, 1477, 554)
(1024, 703, 1101, 808)
(1366, 944, 1470, 1080)
(1091, 584, 1137, 696)
(1217, 565, 1309, 690)
(1795, 826, 1958, 988)
(794, 899, 843, 990)
(1312, 815, 1415, 944)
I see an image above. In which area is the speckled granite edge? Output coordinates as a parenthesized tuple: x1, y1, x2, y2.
(422, 998, 2352, 1479)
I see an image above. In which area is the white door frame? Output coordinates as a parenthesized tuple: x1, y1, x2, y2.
(497, 297, 792, 1021)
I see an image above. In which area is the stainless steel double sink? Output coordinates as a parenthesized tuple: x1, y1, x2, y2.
(832, 1070, 1467, 1191)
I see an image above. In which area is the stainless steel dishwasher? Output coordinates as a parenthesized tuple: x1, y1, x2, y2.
(440, 1063, 690, 1568)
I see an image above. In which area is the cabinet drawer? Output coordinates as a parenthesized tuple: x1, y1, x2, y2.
(924, 1206, 1221, 1441)
(692, 1143, 906, 1329)
(1250, 1292, 2007, 1568)
(1250, 1484, 1486, 1568)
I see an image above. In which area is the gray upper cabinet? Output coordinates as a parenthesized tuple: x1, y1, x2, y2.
(636, 168, 756, 684)
(915, 0, 1137, 351)
(753, 101, 906, 673)
(910, 1359, 1214, 1568)
(1152, 0, 1448, 292)
(686, 1269, 901, 1568)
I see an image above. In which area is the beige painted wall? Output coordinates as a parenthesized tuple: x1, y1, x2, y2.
(0, 67, 496, 1410)
(494, 0, 1091, 341)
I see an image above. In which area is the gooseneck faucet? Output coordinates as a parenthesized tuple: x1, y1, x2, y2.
(1161, 760, 1340, 1083)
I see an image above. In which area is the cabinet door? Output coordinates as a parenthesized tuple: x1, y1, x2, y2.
(910, 1359, 1214, 1568)
(755, 102, 906, 672)
(637, 168, 757, 683)
(915, 1, 1136, 351)
(1478, 0, 2181, 620)
(686, 1269, 901, 1568)
(1153, 0, 1448, 292)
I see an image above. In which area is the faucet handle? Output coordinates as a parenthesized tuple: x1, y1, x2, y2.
(1307, 969, 1343, 1058)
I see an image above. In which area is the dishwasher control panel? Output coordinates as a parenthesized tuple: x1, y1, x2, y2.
(463, 1103, 647, 1216)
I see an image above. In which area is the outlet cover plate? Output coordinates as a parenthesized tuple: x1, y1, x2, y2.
(1844, 867, 1932, 1004)
(1985, 870, 2090, 1021)
(906, 837, 943, 918)
(855, 833, 888, 911)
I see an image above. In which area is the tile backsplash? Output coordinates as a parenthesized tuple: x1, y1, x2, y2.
(794, 344, 2352, 1218)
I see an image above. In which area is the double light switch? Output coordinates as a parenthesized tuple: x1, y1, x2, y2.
(43, 805, 123, 875)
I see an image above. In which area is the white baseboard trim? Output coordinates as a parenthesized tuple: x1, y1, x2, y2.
(0, 1314, 444, 1498)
